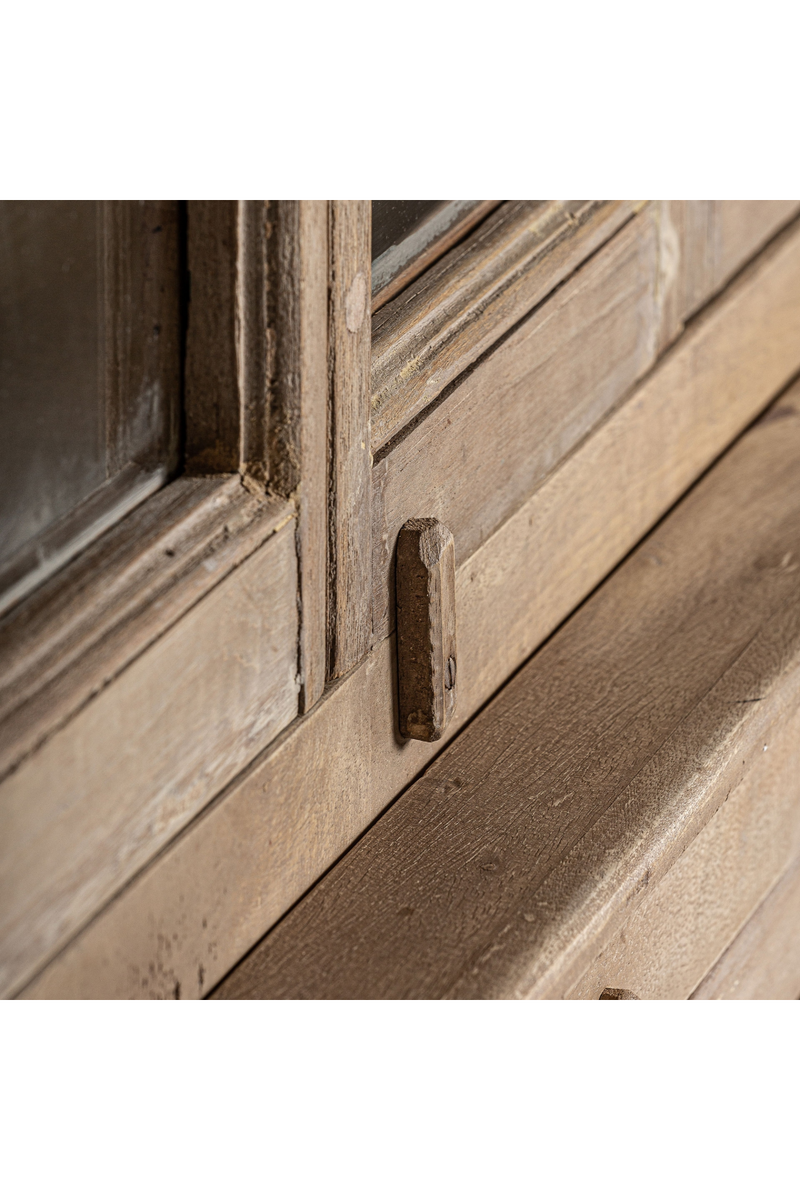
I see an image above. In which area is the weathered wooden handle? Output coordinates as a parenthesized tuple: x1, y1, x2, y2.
(396, 518, 457, 741)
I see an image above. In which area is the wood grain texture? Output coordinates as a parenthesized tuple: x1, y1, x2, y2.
(657, 200, 800, 349)
(0, 478, 291, 784)
(567, 700, 800, 999)
(23, 244, 800, 1000)
(370, 200, 641, 452)
(373, 205, 662, 641)
(372, 208, 800, 644)
(396, 519, 457, 741)
(327, 201, 372, 679)
(691, 854, 800, 1000)
(213, 402, 800, 1000)
(372, 200, 800, 455)
(1, 515, 298, 998)
(266, 201, 329, 711)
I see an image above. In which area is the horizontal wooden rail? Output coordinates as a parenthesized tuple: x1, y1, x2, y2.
(371, 199, 799, 454)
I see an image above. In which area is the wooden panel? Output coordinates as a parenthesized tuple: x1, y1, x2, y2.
(1, 517, 299, 999)
(372, 208, 800, 644)
(22, 234, 800, 1000)
(0, 479, 291, 782)
(370, 200, 641, 452)
(691, 854, 800, 1000)
(658, 200, 800, 347)
(213, 402, 800, 1000)
(266, 201, 329, 711)
(566, 702, 800, 999)
(373, 206, 661, 641)
(327, 201, 372, 679)
(370, 200, 800, 456)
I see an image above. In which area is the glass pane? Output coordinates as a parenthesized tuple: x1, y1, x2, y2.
(0, 201, 105, 560)
(371, 201, 496, 310)
(0, 200, 180, 615)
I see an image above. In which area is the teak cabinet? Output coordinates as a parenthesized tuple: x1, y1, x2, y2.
(3, 200, 800, 1000)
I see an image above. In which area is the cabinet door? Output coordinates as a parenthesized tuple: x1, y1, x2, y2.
(7, 199, 800, 999)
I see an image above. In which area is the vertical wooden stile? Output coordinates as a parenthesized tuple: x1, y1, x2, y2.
(184, 200, 329, 711)
(266, 201, 329, 712)
(327, 201, 372, 680)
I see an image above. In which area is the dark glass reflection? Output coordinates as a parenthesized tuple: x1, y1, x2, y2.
(0, 201, 105, 560)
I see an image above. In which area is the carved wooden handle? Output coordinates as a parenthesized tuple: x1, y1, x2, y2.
(396, 518, 457, 742)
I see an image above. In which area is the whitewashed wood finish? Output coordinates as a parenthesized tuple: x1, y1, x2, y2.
(212, 401, 800, 1000)
(567, 702, 800, 999)
(691, 853, 800, 1000)
(0, 478, 291, 783)
(1, 517, 299, 998)
(372, 204, 800, 642)
(20, 229, 800, 999)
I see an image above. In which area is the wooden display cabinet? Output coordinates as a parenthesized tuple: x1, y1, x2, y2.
(3, 200, 800, 999)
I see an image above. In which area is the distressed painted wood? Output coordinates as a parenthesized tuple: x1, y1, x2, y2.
(372, 207, 800, 642)
(1, 516, 299, 998)
(567, 701, 800, 999)
(372, 205, 662, 640)
(266, 201, 329, 711)
(21, 242, 800, 1000)
(371, 200, 800, 455)
(370, 201, 642, 452)
(327, 201, 372, 679)
(213, 402, 800, 999)
(396, 519, 457, 742)
(657, 200, 800, 349)
(0, 478, 291, 784)
(691, 854, 800, 1000)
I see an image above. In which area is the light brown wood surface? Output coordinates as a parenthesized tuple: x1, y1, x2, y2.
(691, 853, 800, 1000)
(327, 201, 372, 679)
(372, 207, 800, 642)
(0, 478, 290, 783)
(567, 701, 800, 999)
(371, 200, 800, 455)
(266, 201, 329, 711)
(370, 200, 640, 452)
(373, 205, 660, 640)
(655, 201, 800, 348)
(213, 399, 800, 999)
(21, 235, 800, 999)
(1, 513, 298, 999)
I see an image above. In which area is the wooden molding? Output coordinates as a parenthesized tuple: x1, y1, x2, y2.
(20, 222, 800, 1000)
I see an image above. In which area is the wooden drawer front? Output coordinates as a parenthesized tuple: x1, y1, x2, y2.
(566, 704, 800, 999)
